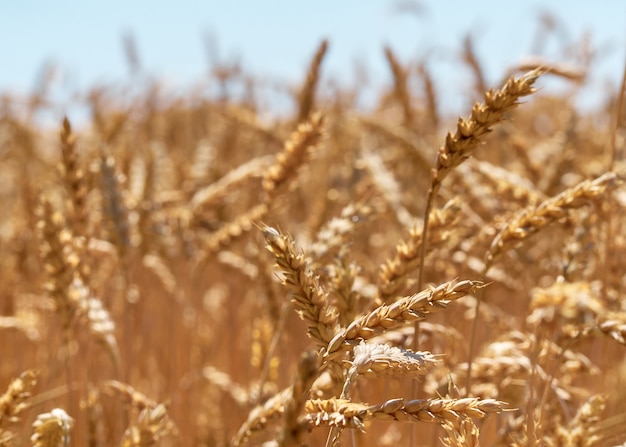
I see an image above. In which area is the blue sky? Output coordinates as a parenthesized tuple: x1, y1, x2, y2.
(1, 1, 625, 120)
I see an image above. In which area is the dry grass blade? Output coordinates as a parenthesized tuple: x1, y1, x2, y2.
(462, 34, 487, 97)
(508, 57, 586, 83)
(384, 46, 414, 126)
(190, 154, 274, 212)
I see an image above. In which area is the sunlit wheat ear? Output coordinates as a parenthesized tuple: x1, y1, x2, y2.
(102, 381, 157, 411)
(68, 277, 120, 369)
(309, 201, 372, 263)
(441, 418, 480, 447)
(323, 280, 483, 362)
(485, 170, 624, 270)
(37, 198, 80, 330)
(191, 366, 248, 406)
(37, 197, 119, 366)
(303, 397, 506, 429)
(231, 387, 291, 447)
(119, 403, 172, 447)
(341, 341, 440, 398)
(297, 39, 328, 123)
(204, 203, 269, 253)
(554, 394, 607, 446)
(527, 281, 606, 327)
(467, 158, 544, 207)
(564, 313, 626, 347)
(30, 408, 73, 447)
(263, 225, 339, 347)
(263, 112, 325, 199)
(417, 68, 543, 298)
(0, 370, 38, 427)
(59, 117, 89, 241)
(431, 68, 543, 196)
(103, 381, 179, 444)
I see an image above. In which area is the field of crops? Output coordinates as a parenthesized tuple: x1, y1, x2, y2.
(1, 30, 626, 447)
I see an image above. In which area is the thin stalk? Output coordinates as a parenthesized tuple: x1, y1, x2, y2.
(254, 303, 289, 406)
(411, 187, 434, 447)
(602, 53, 626, 302)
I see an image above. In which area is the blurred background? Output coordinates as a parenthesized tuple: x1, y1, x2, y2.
(1, 0, 625, 126)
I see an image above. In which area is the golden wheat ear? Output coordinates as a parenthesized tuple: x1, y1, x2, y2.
(296, 39, 329, 123)
(0, 370, 38, 435)
(30, 408, 74, 447)
(263, 225, 339, 348)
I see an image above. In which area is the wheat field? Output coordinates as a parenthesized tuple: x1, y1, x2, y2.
(1, 31, 626, 447)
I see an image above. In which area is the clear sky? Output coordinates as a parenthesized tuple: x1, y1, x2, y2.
(1, 1, 625, 121)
